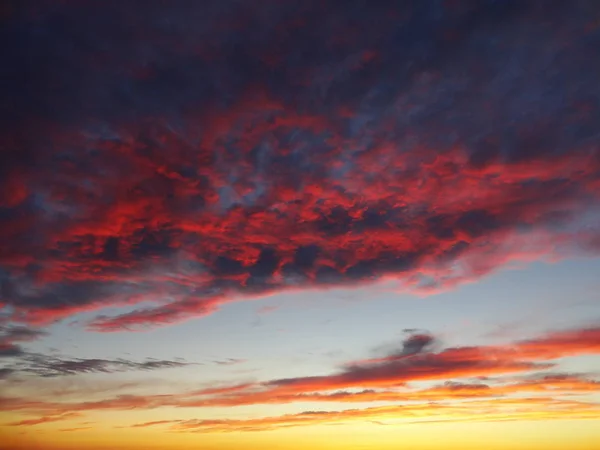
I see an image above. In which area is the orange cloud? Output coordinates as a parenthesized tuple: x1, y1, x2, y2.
(250, 327, 600, 395)
(58, 426, 93, 432)
(2, 327, 598, 423)
(128, 420, 181, 428)
(171, 397, 600, 433)
(7, 412, 81, 427)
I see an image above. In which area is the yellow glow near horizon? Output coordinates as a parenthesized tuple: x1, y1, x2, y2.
(3, 419, 600, 450)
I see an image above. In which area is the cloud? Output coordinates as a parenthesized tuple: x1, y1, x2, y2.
(1, 1, 599, 331)
(171, 374, 600, 409)
(2, 326, 599, 418)
(0, 352, 191, 378)
(13, 396, 594, 434)
(58, 426, 93, 432)
(213, 358, 246, 366)
(0, 367, 16, 379)
(262, 327, 600, 393)
(357, 332, 438, 365)
(3, 371, 599, 419)
(171, 397, 600, 433)
(127, 420, 181, 428)
(7, 412, 81, 427)
(0, 319, 192, 381)
(0, 325, 47, 358)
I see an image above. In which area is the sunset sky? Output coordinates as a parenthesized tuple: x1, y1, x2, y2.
(1, 1, 600, 449)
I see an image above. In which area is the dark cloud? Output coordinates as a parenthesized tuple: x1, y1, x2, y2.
(0, 346, 191, 378)
(0, 346, 23, 358)
(213, 358, 246, 366)
(21, 355, 190, 377)
(0, 0, 599, 330)
(399, 333, 436, 356)
(0, 325, 47, 358)
(0, 367, 16, 379)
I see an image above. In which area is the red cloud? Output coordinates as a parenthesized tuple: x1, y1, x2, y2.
(221, 327, 600, 398)
(1, 0, 600, 330)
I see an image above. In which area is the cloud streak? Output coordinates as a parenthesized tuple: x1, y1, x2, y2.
(170, 397, 600, 433)
(0, 352, 191, 378)
(7, 412, 81, 427)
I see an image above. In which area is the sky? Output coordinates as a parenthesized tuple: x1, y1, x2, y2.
(1, 1, 600, 449)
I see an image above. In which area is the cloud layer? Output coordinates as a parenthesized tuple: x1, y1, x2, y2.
(1, 1, 600, 331)
(2, 325, 599, 432)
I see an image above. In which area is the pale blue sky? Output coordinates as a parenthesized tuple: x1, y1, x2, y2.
(27, 257, 600, 386)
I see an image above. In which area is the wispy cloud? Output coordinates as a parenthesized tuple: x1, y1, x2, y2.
(58, 426, 93, 432)
(171, 397, 600, 433)
(127, 420, 181, 429)
(2, 326, 598, 424)
(7, 412, 81, 427)
(1, 352, 192, 378)
(213, 358, 246, 366)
